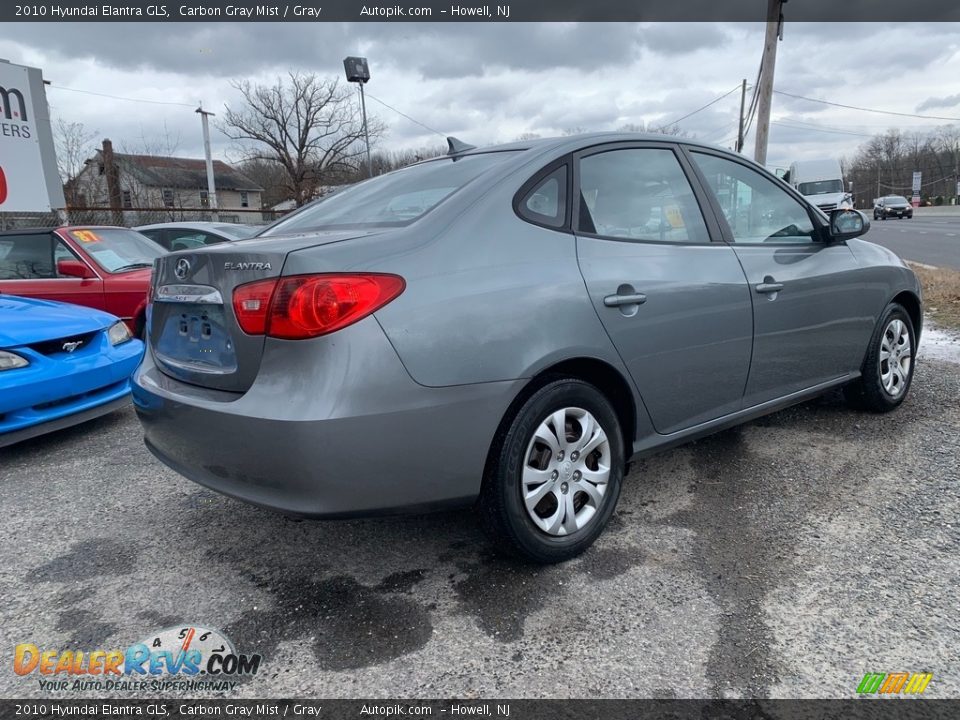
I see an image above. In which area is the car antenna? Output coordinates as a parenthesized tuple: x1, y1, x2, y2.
(447, 137, 476, 156)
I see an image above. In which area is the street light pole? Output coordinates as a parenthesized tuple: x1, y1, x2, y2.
(196, 103, 219, 222)
(358, 83, 372, 178)
(344, 57, 373, 179)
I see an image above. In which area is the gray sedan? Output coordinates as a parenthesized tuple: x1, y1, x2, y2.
(132, 133, 922, 563)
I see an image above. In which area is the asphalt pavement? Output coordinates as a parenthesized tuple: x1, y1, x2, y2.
(1, 339, 958, 699)
(864, 215, 960, 270)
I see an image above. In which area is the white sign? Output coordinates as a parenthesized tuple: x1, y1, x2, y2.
(0, 60, 64, 212)
(912, 171, 922, 194)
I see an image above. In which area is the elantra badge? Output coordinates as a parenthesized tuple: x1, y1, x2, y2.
(224, 262, 273, 271)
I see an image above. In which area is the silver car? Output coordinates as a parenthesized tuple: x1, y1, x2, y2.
(133, 133, 922, 563)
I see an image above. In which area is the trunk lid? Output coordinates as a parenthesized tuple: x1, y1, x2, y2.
(148, 231, 376, 392)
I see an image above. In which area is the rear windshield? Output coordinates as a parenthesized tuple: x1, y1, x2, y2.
(797, 179, 843, 195)
(66, 228, 166, 273)
(262, 152, 518, 235)
(215, 224, 259, 239)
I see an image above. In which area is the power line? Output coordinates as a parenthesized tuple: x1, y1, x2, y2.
(49, 84, 196, 108)
(663, 85, 742, 127)
(363, 91, 446, 138)
(773, 89, 960, 122)
(771, 120, 873, 138)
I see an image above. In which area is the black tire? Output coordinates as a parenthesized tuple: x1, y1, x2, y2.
(844, 303, 916, 412)
(478, 378, 624, 564)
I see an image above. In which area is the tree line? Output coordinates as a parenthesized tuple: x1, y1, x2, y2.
(843, 125, 960, 208)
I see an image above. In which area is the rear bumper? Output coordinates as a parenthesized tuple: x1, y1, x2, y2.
(132, 318, 521, 517)
(0, 336, 142, 446)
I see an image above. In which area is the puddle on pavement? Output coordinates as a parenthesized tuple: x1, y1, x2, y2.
(919, 322, 960, 364)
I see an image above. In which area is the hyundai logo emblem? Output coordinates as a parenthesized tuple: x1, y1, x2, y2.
(174, 258, 191, 280)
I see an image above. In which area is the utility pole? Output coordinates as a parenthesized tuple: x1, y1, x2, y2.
(753, 0, 786, 167)
(736, 78, 747, 153)
(196, 103, 219, 222)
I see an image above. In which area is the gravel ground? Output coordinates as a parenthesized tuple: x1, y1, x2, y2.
(1, 329, 958, 700)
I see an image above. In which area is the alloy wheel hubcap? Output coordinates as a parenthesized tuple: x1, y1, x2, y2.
(880, 318, 911, 397)
(522, 407, 611, 536)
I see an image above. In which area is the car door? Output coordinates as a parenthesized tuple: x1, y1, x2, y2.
(685, 148, 873, 407)
(0, 231, 105, 310)
(574, 143, 754, 435)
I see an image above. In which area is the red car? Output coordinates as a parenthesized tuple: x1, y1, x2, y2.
(0, 226, 165, 336)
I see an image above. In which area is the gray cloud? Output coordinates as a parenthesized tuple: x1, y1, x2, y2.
(917, 93, 960, 112)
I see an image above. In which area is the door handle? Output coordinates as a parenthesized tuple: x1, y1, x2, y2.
(603, 292, 647, 307)
(755, 281, 784, 294)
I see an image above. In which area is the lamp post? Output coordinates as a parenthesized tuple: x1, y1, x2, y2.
(343, 56, 372, 178)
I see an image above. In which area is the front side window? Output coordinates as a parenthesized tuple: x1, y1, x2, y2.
(577, 148, 710, 243)
(691, 152, 816, 244)
(262, 151, 518, 236)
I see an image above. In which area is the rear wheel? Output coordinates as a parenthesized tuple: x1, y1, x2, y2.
(478, 379, 624, 564)
(844, 303, 915, 412)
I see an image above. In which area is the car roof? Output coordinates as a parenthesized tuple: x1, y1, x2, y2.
(134, 221, 253, 230)
(450, 131, 733, 158)
(0, 225, 132, 236)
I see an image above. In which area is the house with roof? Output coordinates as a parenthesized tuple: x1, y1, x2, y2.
(72, 140, 265, 224)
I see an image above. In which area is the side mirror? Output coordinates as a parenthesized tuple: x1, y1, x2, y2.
(828, 208, 869, 242)
(57, 259, 95, 279)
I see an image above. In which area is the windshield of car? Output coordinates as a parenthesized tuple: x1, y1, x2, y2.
(214, 224, 259, 239)
(885, 196, 909, 205)
(66, 228, 165, 272)
(262, 152, 518, 235)
(797, 179, 843, 195)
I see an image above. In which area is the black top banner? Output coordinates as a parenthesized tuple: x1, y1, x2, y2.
(4, 0, 960, 22)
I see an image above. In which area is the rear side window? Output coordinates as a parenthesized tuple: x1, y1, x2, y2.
(577, 148, 710, 243)
(0, 233, 56, 279)
(263, 151, 518, 235)
(517, 165, 567, 229)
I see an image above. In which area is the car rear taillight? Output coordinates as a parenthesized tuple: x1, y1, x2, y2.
(232, 274, 405, 339)
(233, 278, 276, 335)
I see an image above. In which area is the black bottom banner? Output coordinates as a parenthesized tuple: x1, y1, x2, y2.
(3, 699, 958, 720)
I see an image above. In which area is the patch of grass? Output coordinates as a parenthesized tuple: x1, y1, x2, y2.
(908, 262, 960, 331)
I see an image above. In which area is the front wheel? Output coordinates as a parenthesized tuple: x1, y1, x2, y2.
(844, 303, 916, 412)
(478, 379, 624, 564)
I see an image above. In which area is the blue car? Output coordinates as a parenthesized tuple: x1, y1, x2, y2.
(0, 295, 144, 447)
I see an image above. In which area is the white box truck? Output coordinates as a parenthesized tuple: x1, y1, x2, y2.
(785, 159, 852, 212)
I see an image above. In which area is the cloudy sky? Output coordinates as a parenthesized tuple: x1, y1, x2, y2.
(2, 21, 959, 170)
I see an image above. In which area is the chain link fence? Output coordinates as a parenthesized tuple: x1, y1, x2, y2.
(0, 207, 288, 231)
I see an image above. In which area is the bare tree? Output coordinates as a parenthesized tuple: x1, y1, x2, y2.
(220, 73, 384, 206)
(54, 120, 99, 205)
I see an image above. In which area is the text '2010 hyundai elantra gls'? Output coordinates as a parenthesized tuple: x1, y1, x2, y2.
(133, 133, 922, 563)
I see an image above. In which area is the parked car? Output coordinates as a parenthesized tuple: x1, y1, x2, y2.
(873, 196, 913, 220)
(134, 222, 260, 251)
(132, 133, 922, 563)
(0, 294, 143, 447)
(0, 226, 165, 336)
